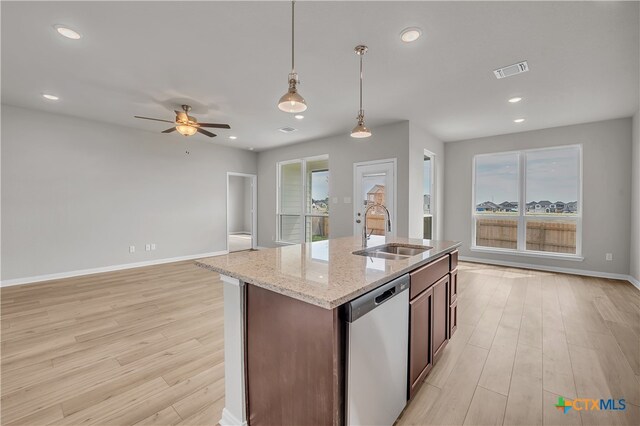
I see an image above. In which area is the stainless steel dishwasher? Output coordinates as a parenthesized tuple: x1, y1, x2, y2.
(345, 274, 410, 426)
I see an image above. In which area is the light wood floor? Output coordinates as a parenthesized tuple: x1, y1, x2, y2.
(1, 261, 639, 425)
(1, 261, 224, 425)
(398, 262, 640, 426)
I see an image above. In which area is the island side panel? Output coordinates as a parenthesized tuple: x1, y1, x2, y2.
(246, 284, 344, 426)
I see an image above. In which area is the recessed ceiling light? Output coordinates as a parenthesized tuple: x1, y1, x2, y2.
(294, 114, 304, 120)
(42, 94, 60, 101)
(229, 136, 237, 140)
(513, 118, 525, 123)
(508, 97, 523, 103)
(400, 27, 422, 43)
(278, 126, 297, 133)
(249, 147, 254, 151)
(53, 25, 82, 40)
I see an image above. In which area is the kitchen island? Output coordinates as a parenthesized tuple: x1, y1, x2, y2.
(197, 235, 461, 426)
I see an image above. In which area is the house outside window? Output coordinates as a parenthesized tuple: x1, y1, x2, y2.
(277, 155, 329, 244)
(472, 145, 582, 257)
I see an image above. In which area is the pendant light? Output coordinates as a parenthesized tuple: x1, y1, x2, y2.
(351, 45, 371, 138)
(277, 1, 307, 113)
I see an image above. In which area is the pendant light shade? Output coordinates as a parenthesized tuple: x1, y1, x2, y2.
(278, 1, 307, 113)
(351, 45, 371, 138)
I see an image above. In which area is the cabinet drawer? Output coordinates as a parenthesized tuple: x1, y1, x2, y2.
(449, 300, 458, 338)
(449, 250, 458, 271)
(449, 268, 458, 304)
(410, 255, 449, 299)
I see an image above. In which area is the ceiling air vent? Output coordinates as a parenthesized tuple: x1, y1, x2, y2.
(278, 126, 298, 133)
(493, 61, 529, 79)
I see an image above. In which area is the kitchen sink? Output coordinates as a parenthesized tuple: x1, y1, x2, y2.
(352, 243, 432, 259)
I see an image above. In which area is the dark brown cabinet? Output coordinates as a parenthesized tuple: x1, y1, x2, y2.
(409, 285, 433, 396)
(408, 252, 458, 399)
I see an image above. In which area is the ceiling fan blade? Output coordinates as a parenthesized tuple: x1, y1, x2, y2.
(175, 111, 188, 122)
(162, 127, 177, 133)
(197, 128, 216, 138)
(198, 123, 231, 129)
(134, 116, 174, 124)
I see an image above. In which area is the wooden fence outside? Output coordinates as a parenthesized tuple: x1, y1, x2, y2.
(476, 218, 576, 254)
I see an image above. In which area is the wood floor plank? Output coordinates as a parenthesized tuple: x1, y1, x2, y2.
(503, 342, 543, 426)
(462, 386, 506, 425)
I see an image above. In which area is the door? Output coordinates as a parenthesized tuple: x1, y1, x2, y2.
(409, 286, 433, 398)
(423, 152, 435, 239)
(227, 173, 257, 252)
(353, 159, 396, 237)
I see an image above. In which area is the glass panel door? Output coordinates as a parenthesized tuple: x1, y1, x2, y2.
(354, 160, 396, 238)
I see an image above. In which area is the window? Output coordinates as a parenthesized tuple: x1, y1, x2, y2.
(472, 145, 581, 257)
(277, 156, 329, 243)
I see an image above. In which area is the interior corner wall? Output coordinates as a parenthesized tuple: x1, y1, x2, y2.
(631, 111, 640, 282)
(409, 123, 444, 240)
(1, 104, 258, 282)
(443, 118, 633, 276)
(256, 121, 411, 247)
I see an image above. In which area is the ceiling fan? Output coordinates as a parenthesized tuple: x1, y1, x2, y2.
(134, 105, 231, 137)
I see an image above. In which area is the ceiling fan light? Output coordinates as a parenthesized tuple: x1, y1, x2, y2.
(176, 125, 197, 136)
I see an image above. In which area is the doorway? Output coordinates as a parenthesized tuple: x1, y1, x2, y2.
(423, 151, 435, 240)
(227, 172, 257, 252)
(353, 159, 397, 237)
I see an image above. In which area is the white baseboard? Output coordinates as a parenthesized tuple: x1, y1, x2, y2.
(459, 256, 640, 290)
(0, 250, 229, 288)
(628, 275, 640, 290)
(219, 407, 247, 426)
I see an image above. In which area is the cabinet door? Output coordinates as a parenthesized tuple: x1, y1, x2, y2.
(409, 287, 433, 399)
(432, 275, 449, 362)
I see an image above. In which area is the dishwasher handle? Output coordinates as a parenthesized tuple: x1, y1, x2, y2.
(345, 274, 409, 323)
(375, 288, 396, 305)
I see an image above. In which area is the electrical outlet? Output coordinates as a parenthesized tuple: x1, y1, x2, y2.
(151, 243, 156, 251)
(605, 253, 613, 261)
(129, 245, 135, 253)
(145, 244, 151, 251)
(332, 197, 338, 204)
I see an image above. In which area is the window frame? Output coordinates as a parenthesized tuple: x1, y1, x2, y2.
(276, 155, 329, 244)
(471, 144, 583, 260)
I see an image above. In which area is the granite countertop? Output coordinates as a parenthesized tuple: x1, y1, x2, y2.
(196, 235, 461, 309)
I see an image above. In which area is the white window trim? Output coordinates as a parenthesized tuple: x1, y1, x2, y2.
(471, 144, 583, 260)
(276, 155, 329, 244)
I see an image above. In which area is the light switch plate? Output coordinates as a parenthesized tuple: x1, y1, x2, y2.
(145, 244, 151, 251)
(605, 253, 613, 261)
(332, 197, 338, 204)
(129, 245, 135, 253)
(151, 243, 156, 251)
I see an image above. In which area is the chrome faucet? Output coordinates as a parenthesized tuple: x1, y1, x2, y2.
(362, 202, 392, 248)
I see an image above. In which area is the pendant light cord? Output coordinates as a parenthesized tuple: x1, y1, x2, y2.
(291, 0, 295, 73)
(359, 53, 363, 112)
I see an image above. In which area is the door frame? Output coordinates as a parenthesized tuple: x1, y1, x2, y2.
(226, 172, 258, 252)
(352, 158, 398, 237)
(423, 149, 437, 240)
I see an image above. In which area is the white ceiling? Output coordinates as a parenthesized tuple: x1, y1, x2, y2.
(2, 1, 638, 151)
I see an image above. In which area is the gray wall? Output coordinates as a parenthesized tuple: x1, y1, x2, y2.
(631, 112, 640, 281)
(409, 122, 445, 240)
(444, 118, 633, 275)
(1, 105, 257, 281)
(257, 121, 411, 246)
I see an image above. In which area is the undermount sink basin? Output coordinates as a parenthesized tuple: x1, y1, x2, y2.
(352, 243, 433, 259)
